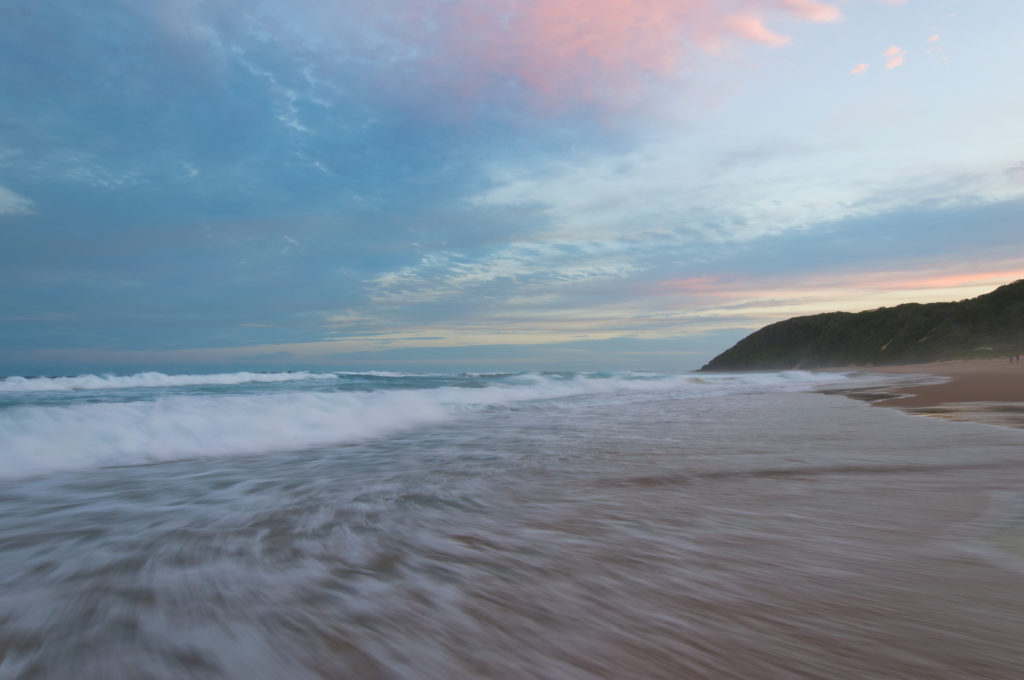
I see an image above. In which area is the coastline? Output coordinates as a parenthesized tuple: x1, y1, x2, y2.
(846, 359, 1024, 429)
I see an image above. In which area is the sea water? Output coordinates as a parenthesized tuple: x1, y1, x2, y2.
(1, 369, 1023, 679)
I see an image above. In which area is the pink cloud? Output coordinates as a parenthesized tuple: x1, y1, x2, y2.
(850, 63, 868, 75)
(861, 269, 1024, 291)
(157, 0, 846, 111)
(883, 45, 906, 69)
(657, 276, 724, 294)
(654, 266, 1024, 325)
(782, 0, 844, 23)
(727, 13, 791, 47)
(445, 0, 845, 107)
(928, 34, 940, 42)
(455, 0, 701, 98)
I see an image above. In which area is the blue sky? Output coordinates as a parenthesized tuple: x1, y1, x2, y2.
(2, 0, 1022, 374)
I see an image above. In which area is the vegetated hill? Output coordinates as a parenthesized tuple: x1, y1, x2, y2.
(700, 279, 1024, 371)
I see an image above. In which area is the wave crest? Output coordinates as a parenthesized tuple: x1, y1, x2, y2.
(0, 370, 852, 478)
(0, 371, 339, 392)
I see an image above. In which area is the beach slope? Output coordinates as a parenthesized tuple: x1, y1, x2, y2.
(858, 359, 1024, 428)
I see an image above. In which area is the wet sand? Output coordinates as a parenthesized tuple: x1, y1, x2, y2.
(856, 359, 1024, 428)
(4, 378, 1024, 677)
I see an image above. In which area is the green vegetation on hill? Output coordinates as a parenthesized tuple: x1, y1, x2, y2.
(700, 279, 1024, 371)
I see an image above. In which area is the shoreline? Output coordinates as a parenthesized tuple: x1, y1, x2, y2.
(842, 359, 1024, 429)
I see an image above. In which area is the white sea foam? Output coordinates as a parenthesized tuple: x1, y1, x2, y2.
(0, 370, 339, 392)
(0, 370, 853, 478)
(335, 370, 445, 378)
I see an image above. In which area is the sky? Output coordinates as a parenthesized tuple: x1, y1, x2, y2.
(1, 0, 1023, 375)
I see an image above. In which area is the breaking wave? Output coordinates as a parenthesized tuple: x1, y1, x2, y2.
(0, 370, 852, 478)
(0, 370, 339, 392)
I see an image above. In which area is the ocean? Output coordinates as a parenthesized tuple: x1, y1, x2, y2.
(1, 369, 1023, 679)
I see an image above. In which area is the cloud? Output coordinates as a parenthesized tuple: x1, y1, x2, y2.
(469, 124, 1024, 255)
(782, 0, 844, 23)
(0, 186, 33, 216)
(861, 267, 1024, 291)
(367, 243, 641, 308)
(453, 0, 842, 98)
(925, 35, 946, 60)
(883, 45, 906, 69)
(850, 63, 869, 75)
(727, 13, 791, 47)
(649, 259, 1024, 333)
(149, 0, 844, 112)
(449, 0, 846, 97)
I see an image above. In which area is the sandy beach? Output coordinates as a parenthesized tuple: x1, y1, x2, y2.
(855, 359, 1024, 428)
